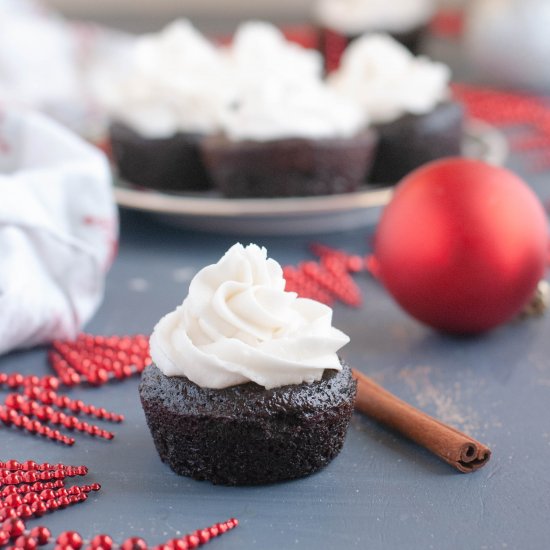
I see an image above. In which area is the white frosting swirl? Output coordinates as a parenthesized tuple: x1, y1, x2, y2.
(224, 21, 323, 88)
(220, 79, 367, 141)
(99, 19, 368, 141)
(150, 244, 350, 390)
(329, 34, 451, 124)
(100, 20, 232, 137)
(219, 22, 366, 141)
(316, 0, 436, 34)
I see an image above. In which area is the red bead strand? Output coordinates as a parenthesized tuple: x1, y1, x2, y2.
(0, 461, 99, 525)
(48, 352, 82, 388)
(0, 517, 238, 550)
(0, 407, 74, 446)
(151, 517, 239, 550)
(0, 460, 86, 474)
(0, 467, 87, 486)
(0, 481, 64, 498)
(4, 396, 115, 441)
(283, 266, 335, 305)
(1, 460, 238, 550)
(49, 334, 151, 387)
(452, 83, 550, 173)
(0, 463, 108, 550)
(1, 367, 123, 446)
(283, 243, 368, 308)
(21, 389, 123, 423)
(0, 375, 60, 393)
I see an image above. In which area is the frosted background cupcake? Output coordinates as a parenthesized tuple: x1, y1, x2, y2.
(201, 22, 376, 197)
(101, 20, 231, 192)
(316, 0, 437, 70)
(329, 34, 463, 184)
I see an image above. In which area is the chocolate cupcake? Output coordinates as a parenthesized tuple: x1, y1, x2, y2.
(199, 22, 376, 198)
(201, 131, 377, 198)
(369, 101, 464, 184)
(110, 123, 211, 192)
(201, 81, 375, 198)
(316, 0, 436, 70)
(99, 20, 231, 192)
(140, 243, 356, 485)
(140, 361, 355, 485)
(329, 34, 463, 184)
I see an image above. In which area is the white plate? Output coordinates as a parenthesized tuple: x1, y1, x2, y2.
(114, 120, 508, 235)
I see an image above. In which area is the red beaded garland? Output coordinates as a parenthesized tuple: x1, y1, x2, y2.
(149, 518, 239, 550)
(0, 459, 237, 550)
(453, 83, 550, 174)
(0, 460, 99, 531)
(4, 396, 115, 441)
(48, 352, 82, 387)
(89, 534, 112, 550)
(24, 391, 124, 423)
(29, 527, 50, 546)
(1, 370, 123, 447)
(0, 407, 74, 446)
(120, 537, 148, 550)
(49, 334, 151, 388)
(283, 243, 367, 308)
(0, 374, 61, 393)
(56, 531, 83, 549)
(13, 535, 37, 550)
(1, 518, 26, 538)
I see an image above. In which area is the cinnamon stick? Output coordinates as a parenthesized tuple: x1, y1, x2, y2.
(352, 369, 491, 473)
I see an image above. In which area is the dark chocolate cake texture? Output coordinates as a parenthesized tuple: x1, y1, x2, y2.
(201, 130, 378, 198)
(140, 360, 356, 486)
(110, 122, 213, 192)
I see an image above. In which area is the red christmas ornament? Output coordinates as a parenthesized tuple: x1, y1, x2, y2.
(374, 158, 549, 334)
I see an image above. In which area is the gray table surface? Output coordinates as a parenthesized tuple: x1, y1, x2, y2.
(3, 196, 550, 549)
(3, 39, 550, 550)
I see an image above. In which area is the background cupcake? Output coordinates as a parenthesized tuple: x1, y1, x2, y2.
(201, 22, 376, 198)
(101, 20, 231, 192)
(329, 33, 463, 184)
(316, 0, 437, 70)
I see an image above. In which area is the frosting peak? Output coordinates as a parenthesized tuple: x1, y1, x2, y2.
(99, 20, 231, 137)
(226, 21, 323, 86)
(220, 79, 368, 141)
(329, 34, 451, 124)
(150, 244, 350, 389)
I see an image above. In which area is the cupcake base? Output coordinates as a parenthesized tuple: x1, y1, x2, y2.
(110, 122, 212, 192)
(369, 101, 464, 185)
(139, 361, 356, 486)
(201, 131, 377, 198)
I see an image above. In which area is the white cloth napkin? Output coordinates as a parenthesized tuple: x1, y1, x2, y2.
(0, 108, 117, 355)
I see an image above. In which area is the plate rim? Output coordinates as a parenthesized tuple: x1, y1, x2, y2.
(113, 120, 508, 220)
